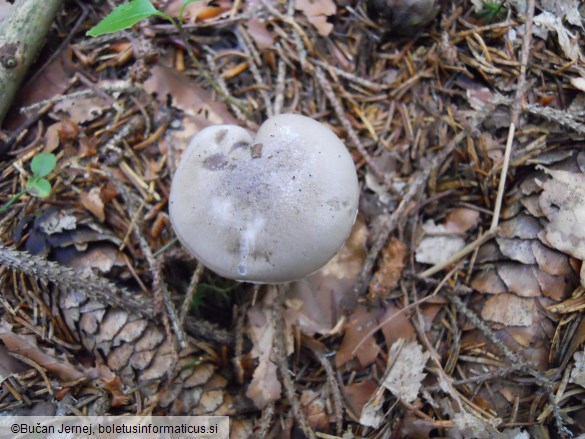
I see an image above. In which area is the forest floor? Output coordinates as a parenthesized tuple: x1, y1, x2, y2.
(1, 0, 585, 438)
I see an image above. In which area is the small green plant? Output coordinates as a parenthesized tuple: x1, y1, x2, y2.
(0, 153, 57, 213)
(477, 0, 507, 24)
(86, 0, 200, 37)
(86, 0, 248, 114)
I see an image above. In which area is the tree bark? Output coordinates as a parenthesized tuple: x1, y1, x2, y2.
(0, 0, 63, 127)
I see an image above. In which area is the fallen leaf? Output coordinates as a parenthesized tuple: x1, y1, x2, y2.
(163, 0, 230, 23)
(295, 0, 336, 36)
(481, 294, 537, 327)
(245, 289, 286, 408)
(287, 219, 367, 335)
(382, 340, 430, 403)
(533, 12, 582, 61)
(245, 19, 275, 50)
(539, 0, 582, 28)
(144, 64, 237, 126)
(346, 379, 378, 415)
(80, 187, 105, 222)
(379, 305, 416, 348)
(336, 305, 381, 368)
(0, 345, 28, 383)
(54, 95, 111, 124)
(0, 320, 85, 382)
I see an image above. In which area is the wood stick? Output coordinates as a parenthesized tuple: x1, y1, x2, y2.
(0, 0, 63, 126)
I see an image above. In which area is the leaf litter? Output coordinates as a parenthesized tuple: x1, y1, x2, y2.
(1, 0, 585, 436)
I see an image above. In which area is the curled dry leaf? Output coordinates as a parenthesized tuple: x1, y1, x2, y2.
(533, 12, 582, 62)
(382, 340, 430, 404)
(80, 187, 105, 222)
(368, 237, 407, 301)
(54, 95, 111, 124)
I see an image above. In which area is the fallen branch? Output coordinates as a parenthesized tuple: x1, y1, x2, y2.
(0, 0, 63, 126)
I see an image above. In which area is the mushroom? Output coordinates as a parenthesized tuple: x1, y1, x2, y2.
(169, 114, 359, 283)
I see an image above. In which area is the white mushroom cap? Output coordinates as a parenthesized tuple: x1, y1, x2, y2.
(169, 113, 359, 283)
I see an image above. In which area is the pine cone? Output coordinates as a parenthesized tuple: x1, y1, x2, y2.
(466, 151, 585, 431)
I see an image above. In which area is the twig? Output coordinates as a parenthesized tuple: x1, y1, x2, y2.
(314, 66, 386, 183)
(179, 262, 204, 326)
(273, 284, 316, 439)
(256, 402, 274, 439)
(0, 0, 64, 125)
(238, 26, 273, 118)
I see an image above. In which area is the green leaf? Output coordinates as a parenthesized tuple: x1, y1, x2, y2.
(26, 177, 52, 198)
(30, 153, 57, 177)
(86, 0, 165, 37)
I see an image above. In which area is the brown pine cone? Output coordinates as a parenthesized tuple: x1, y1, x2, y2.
(465, 151, 585, 432)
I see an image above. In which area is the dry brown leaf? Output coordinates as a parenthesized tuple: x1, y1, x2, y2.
(368, 238, 407, 300)
(245, 19, 275, 50)
(481, 294, 537, 326)
(335, 305, 381, 368)
(54, 95, 111, 124)
(301, 389, 329, 432)
(5, 49, 77, 129)
(382, 340, 430, 403)
(295, 0, 336, 36)
(287, 219, 366, 335)
(379, 305, 416, 348)
(0, 320, 85, 382)
(144, 64, 237, 126)
(0, 345, 27, 382)
(163, 0, 230, 23)
(346, 379, 378, 415)
(80, 187, 105, 222)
